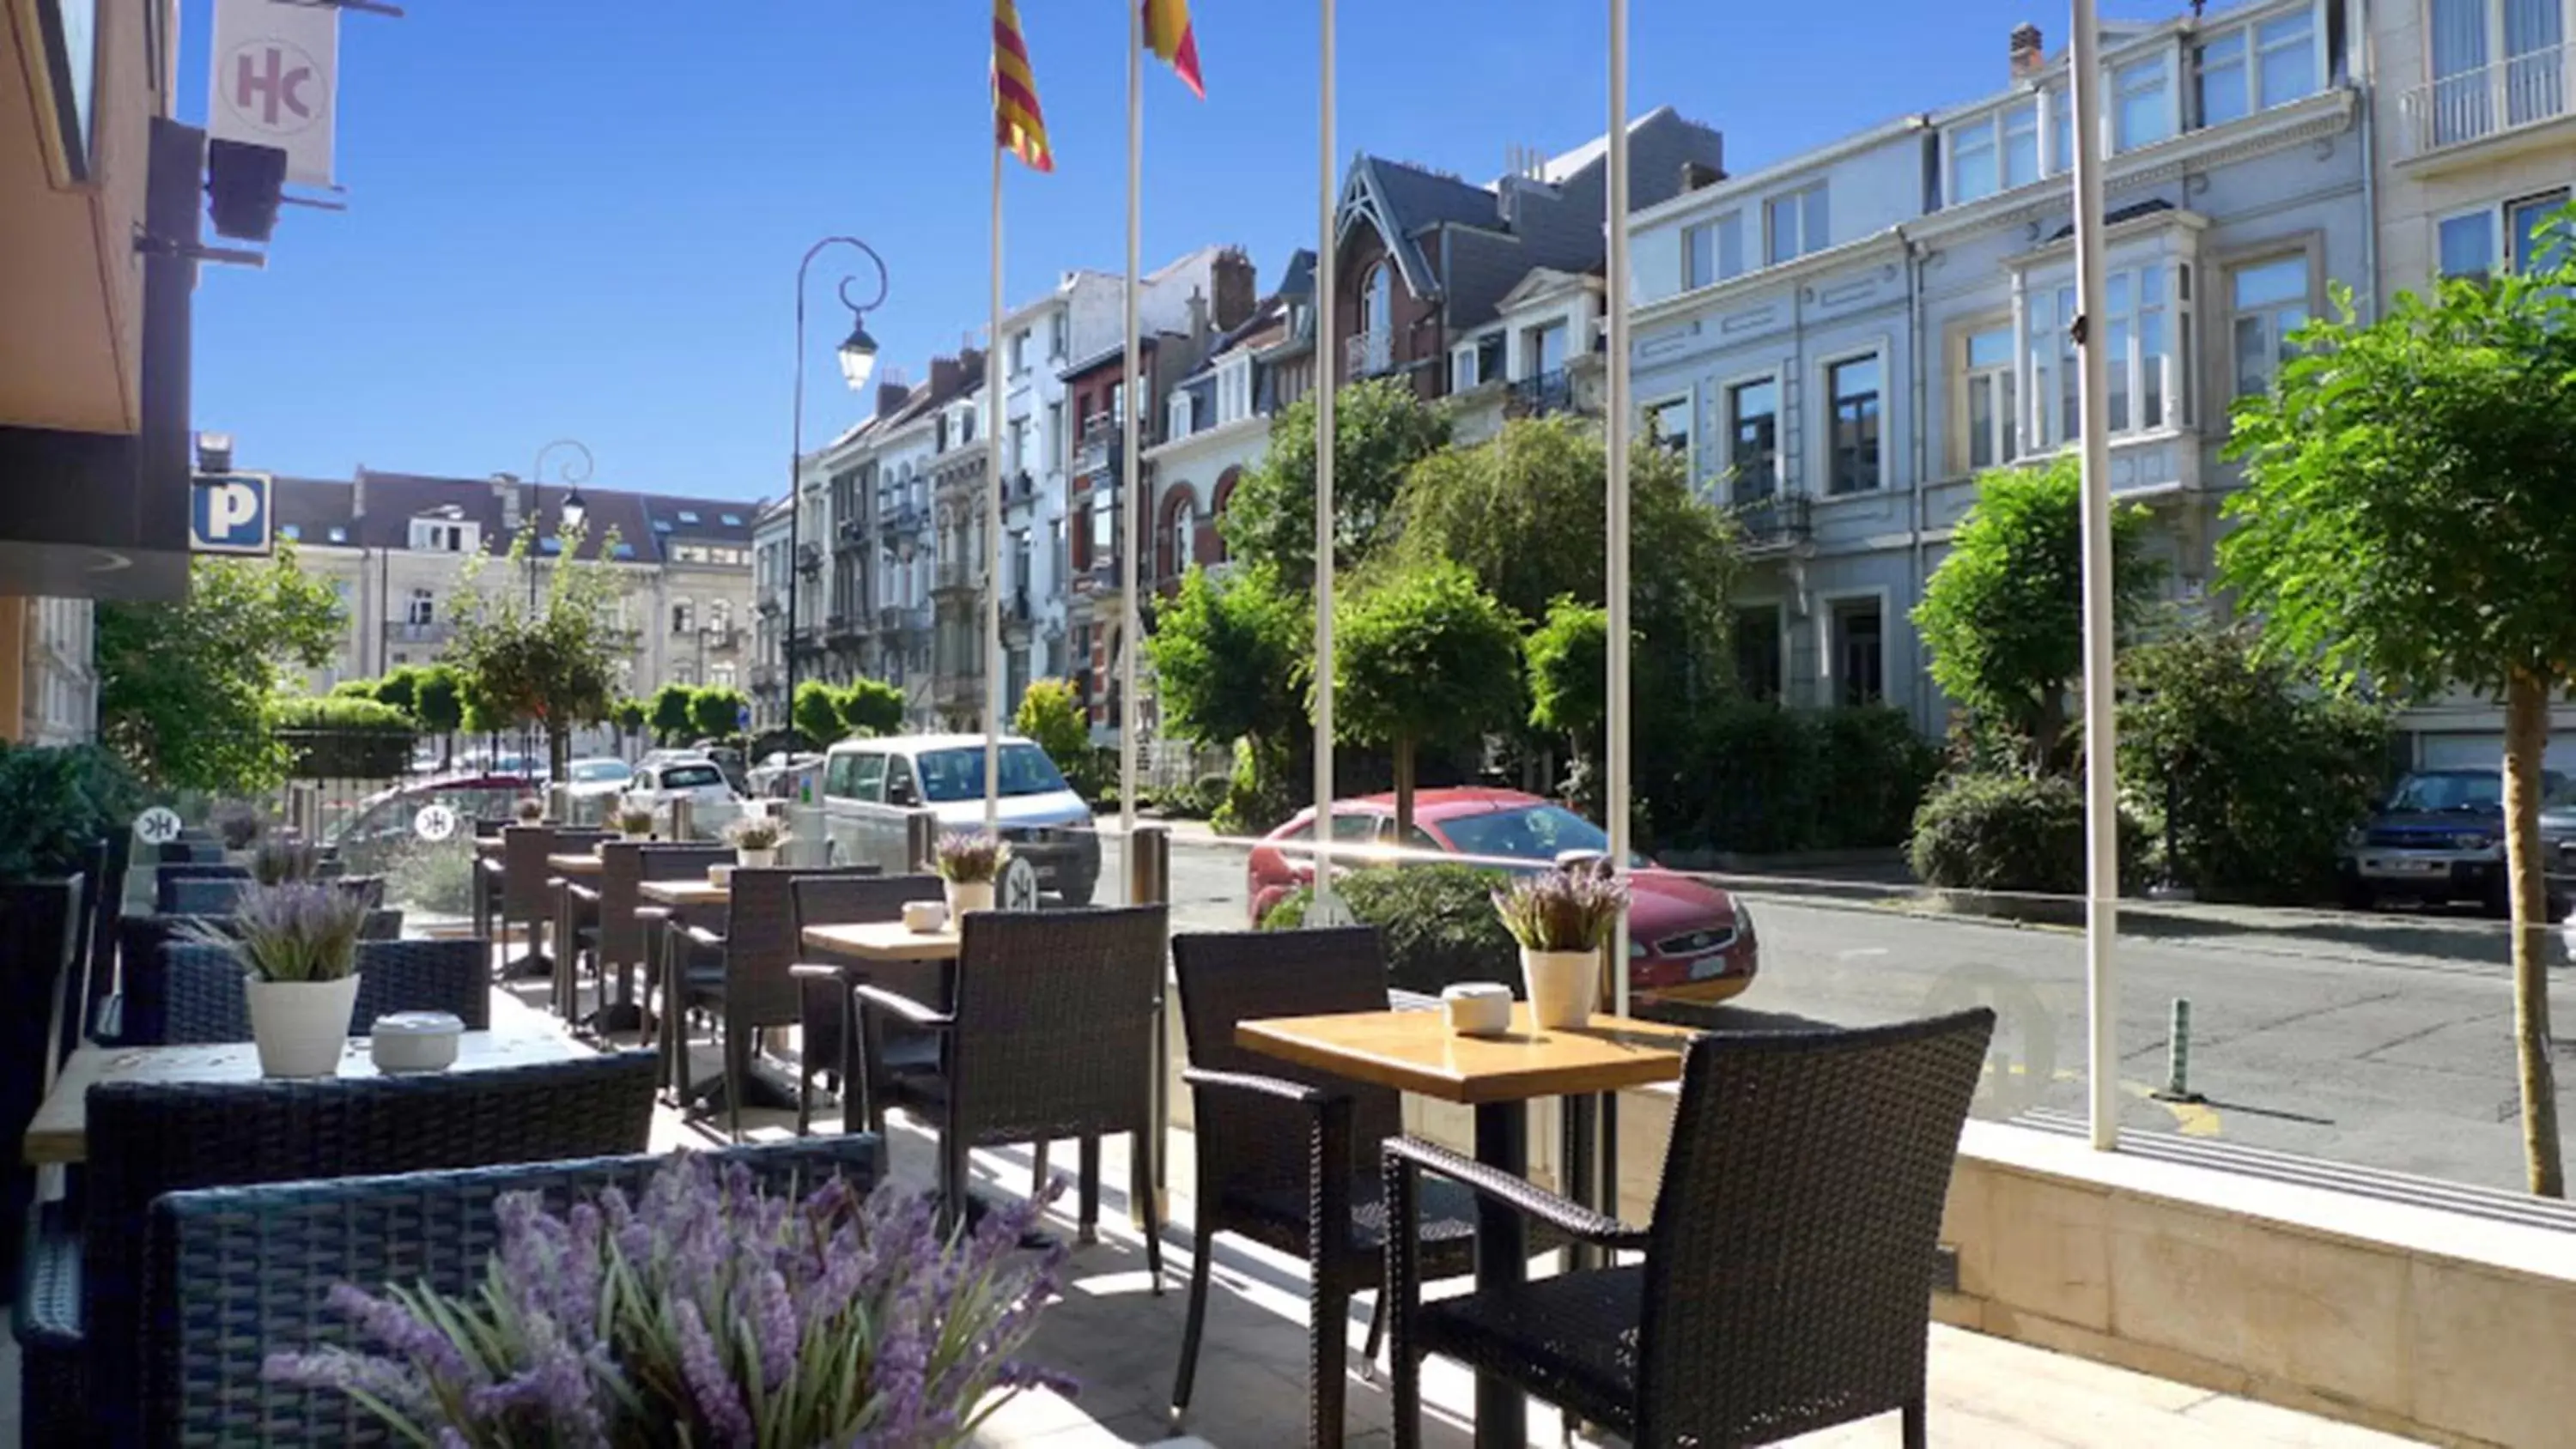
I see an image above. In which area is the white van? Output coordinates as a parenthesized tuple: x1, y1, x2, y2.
(820, 733, 1100, 904)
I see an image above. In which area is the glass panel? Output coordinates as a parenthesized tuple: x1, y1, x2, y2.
(2198, 32, 2250, 126)
(1766, 194, 1800, 265)
(1716, 212, 1745, 278)
(2440, 210, 2496, 278)
(1967, 326, 2014, 370)
(1970, 374, 1998, 470)
(1802, 186, 1830, 253)
(2107, 318, 2132, 433)
(2234, 314, 2273, 396)
(1829, 357, 1881, 494)
(2142, 309, 2167, 427)
(2002, 103, 2041, 186)
(2255, 11, 2317, 105)
(2116, 57, 2174, 150)
(2508, 191, 2571, 272)
(1686, 223, 1714, 288)
(2233, 256, 2308, 309)
(1728, 379, 1778, 500)
(2050, 85, 2073, 173)
(1953, 123, 1998, 203)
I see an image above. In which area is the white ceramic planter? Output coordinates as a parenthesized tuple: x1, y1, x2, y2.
(246, 973, 361, 1078)
(1519, 948, 1599, 1031)
(737, 847, 778, 869)
(946, 879, 997, 917)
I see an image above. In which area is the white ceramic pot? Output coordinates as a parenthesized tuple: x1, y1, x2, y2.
(245, 973, 361, 1078)
(737, 847, 778, 869)
(946, 879, 996, 917)
(1519, 948, 1599, 1031)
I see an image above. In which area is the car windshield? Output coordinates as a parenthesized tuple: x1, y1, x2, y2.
(2385, 773, 2503, 813)
(914, 744, 1069, 803)
(2549, 775, 2576, 809)
(1437, 804, 1615, 863)
(570, 761, 632, 784)
(659, 764, 725, 790)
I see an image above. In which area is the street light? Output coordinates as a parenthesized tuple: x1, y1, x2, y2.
(788, 237, 890, 738)
(526, 438, 594, 610)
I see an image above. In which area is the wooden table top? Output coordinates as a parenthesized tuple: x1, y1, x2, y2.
(545, 852, 605, 875)
(638, 878, 730, 907)
(801, 920, 963, 963)
(1236, 1004, 1696, 1106)
(23, 996, 590, 1166)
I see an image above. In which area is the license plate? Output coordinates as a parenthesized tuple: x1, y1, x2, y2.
(1687, 954, 1732, 981)
(2362, 857, 2444, 876)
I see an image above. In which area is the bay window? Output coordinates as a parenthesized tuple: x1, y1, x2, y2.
(2021, 258, 2191, 451)
(2114, 54, 2176, 151)
(1964, 325, 2019, 471)
(1949, 101, 2041, 206)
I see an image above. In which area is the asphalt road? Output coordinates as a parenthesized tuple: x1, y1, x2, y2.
(1149, 833, 2576, 1194)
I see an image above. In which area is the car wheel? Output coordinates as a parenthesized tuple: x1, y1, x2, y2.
(1055, 875, 1097, 907)
(2338, 878, 2375, 913)
(2485, 875, 2514, 919)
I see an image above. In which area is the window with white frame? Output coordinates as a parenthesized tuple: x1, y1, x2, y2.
(1765, 185, 1829, 265)
(2022, 258, 2190, 449)
(710, 599, 732, 635)
(1684, 212, 1746, 288)
(2437, 188, 2572, 278)
(406, 589, 435, 627)
(671, 598, 695, 635)
(1168, 390, 1194, 441)
(2049, 83, 2074, 173)
(1218, 357, 1253, 423)
(711, 664, 738, 690)
(1011, 329, 1030, 374)
(2231, 254, 2312, 397)
(2198, 6, 2319, 126)
(1450, 344, 1480, 391)
(1048, 311, 1068, 360)
(1526, 320, 1569, 378)
(2429, 0, 2565, 145)
(1644, 396, 1692, 458)
(1826, 355, 1883, 494)
(2114, 53, 2175, 151)
(1725, 377, 1779, 501)
(1170, 494, 1197, 575)
(1964, 324, 2020, 471)
(1949, 100, 2041, 205)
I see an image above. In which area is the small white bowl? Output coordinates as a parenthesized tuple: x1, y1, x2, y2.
(902, 900, 951, 934)
(370, 1012, 464, 1073)
(708, 864, 736, 888)
(1443, 983, 1514, 1036)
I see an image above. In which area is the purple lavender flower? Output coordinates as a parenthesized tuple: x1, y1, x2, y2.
(748, 1266, 799, 1390)
(324, 1282, 478, 1387)
(671, 1297, 756, 1449)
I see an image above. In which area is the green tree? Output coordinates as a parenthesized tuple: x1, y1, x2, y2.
(415, 665, 465, 769)
(371, 664, 423, 718)
(2223, 252, 2576, 1197)
(791, 680, 846, 746)
(96, 543, 343, 795)
(1331, 561, 1524, 836)
(1014, 678, 1092, 796)
(649, 682, 697, 745)
(1219, 378, 1450, 587)
(330, 678, 379, 700)
(1911, 457, 2161, 773)
(445, 523, 632, 781)
(689, 685, 750, 741)
(611, 697, 648, 756)
(1523, 597, 1608, 808)
(840, 678, 908, 738)
(1145, 561, 1310, 757)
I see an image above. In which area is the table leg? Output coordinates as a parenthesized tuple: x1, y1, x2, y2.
(1471, 1100, 1528, 1449)
(1562, 1093, 1599, 1272)
(839, 967, 868, 1137)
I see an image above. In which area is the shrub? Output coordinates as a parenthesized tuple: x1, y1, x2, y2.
(1213, 737, 1298, 838)
(384, 839, 474, 917)
(0, 743, 143, 880)
(272, 695, 416, 779)
(1261, 863, 1516, 997)
(1814, 706, 1941, 849)
(1651, 702, 1821, 855)
(1909, 771, 2148, 897)
(1013, 680, 1091, 794)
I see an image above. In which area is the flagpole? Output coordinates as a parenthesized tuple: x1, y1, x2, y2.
(2069, 0, 2122, 1152)
(1121, 0, 1144, 858)
(985, 138, 1005, 834)
(1309, 0, 1336, 908)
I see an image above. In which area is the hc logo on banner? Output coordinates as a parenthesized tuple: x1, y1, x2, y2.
(191, 475, 274, 555)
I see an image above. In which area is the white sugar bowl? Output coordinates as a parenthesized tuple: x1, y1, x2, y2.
(1443, 983, 1514, 1036)
(370, 1012, 465, 1073)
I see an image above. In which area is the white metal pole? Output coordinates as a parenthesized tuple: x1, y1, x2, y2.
(985, 142, 1005, 834)
(1606, 0, 1632, 1020)
(1121, 0, 1144, 857)
(1310, 0, 1338, 903)
(2069, 0, 2122, 1152)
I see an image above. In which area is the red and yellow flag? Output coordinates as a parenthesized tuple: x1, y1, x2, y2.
(1143, 0, 1204, 99)
(993, 0, 1053, 173)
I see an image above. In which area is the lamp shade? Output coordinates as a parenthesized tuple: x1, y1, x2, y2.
(836, 322, 878, 391)
(560, 488, 587, 530)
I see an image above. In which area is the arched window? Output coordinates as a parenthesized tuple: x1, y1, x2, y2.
(1211, 466, 1242, 562)
(1359, 262, 1394, 373)
(1169, 493, 1198, 578)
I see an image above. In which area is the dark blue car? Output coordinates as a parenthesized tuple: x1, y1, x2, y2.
(2337, 768, 2569, 915)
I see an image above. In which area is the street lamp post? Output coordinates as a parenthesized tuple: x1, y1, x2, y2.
(528, 438, 593, 610)
(789, 238, 890, 743)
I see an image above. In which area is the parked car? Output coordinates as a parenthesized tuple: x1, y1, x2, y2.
(2337, 767, 2571, 915)
(818, 733, 1098, 904)
(563, 756, 635, 808)
(689, 740, 751, 796)
(626, 757, 741, 813)
(2537, 777, 2576, 917)
(749, 750, 826, 801)
(1243, 788, 1759, 1006)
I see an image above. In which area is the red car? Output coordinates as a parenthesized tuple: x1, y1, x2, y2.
(1245, 788, 1759, 1006)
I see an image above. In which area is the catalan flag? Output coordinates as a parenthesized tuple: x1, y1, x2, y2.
(993, 0, 1052, 173)
(1143, 0, 1204, 99)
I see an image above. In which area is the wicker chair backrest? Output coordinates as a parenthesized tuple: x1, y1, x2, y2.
(949, 905, 1169, 1149)
(720, 866, 879, 1026)
(1632, 1008, 1996, 1446)
(161, 938, 493, 1044)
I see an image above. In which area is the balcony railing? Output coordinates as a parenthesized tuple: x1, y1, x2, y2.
(2399, 46, 2570, 158)
(1345, 330, 1394, 377)
(1504, 368, 1575, 419)
(750, 663, 782, 692)
(835, 518, 867, 545)
(1076, 418, 1122, 479)
(700, 626, 742, 652)
(381, 620, 451, 644)
(933, 561, 981, 594)
(1733, 490, 1814, 551)
(1002, 590, 1034, 627)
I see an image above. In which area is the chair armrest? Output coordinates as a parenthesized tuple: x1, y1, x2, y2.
(1181, 1065, 1334, 1109)
(852, 983, 952, 1030)
(681, 925, 728, 950)
(1383, 1135, 1646, 1251)
(566, 882, 603, 906)
(788, 962, 845, 980)
(634, 906, 675, 925)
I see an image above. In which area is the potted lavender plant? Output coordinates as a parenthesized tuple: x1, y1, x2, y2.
(1492, 862, 1627, 1030)
(213, 803, 265, 864)
(613, 802, 657, 842)
(724, 812, 790, 869)
(266, 1154, 1075, 1446)
(512, 796, 546, 826)
(929, 830, 1005, 917)
(250, 838, 320, 886)
(186, 881, 368, 1076)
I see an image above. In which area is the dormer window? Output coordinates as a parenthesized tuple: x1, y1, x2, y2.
(1169, 390, 1194, 440)
(677, 510, 701, 524)
(1764, 185, 1829, 265)
(1948, 100, 2041, 205)
(408, 519, 471, 553)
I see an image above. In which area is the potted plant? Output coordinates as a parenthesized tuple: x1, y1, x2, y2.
(511, 796, 546, 826)
(1492, 862, 1627, 1031)
(250, 838, 320, 886)
(612, 802, 657, 842)
(185, 882, 368, 1077)
(929, 831, 1006, 917)
(724, 812, 789, 868)
(265, 1154, 1074, 1446)
(213, 803, 265, 863)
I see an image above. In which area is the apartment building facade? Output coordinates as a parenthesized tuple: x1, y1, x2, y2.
(1626, 3, 2364, 736)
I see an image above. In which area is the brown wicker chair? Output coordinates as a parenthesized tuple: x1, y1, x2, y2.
(562, 842, 728, 1028)
(785, 871, 959, 1137)
(668, 865, 878, 1139)
(855, 905, 1169, 1266)
(497, 826, 588, 980)
(1383, 1008, 1997, 1449)
(1170, 926, 1550, 1446)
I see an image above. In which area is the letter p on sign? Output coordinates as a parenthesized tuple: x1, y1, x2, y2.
(191, 474, 273, 555)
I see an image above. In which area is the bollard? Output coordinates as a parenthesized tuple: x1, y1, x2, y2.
(903, 809, 939, 876)
(1128, 825, 1171, 1228)
(2153, 997, 2202, 1103)
(670, 797, 693, 843)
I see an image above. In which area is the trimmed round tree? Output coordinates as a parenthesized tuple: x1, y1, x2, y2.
(1329, 561, 1524, 838)
(648, 682, 696, 746)
(839, 678, 908, 738)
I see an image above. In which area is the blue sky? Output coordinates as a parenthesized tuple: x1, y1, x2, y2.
(185, 0, 2069, 501)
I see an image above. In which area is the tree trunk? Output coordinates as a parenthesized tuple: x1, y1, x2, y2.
(2504, 668, 2565, 1198)
(1393, 737, 1417, 841)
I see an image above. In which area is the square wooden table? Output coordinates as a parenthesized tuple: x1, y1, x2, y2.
(799, 921, 963, 1134)
(23, 995, 589, 1166)
(637, 877, 730, 910)
(1237, 1004, 1695, 1448)
(545, 852, 605, 876)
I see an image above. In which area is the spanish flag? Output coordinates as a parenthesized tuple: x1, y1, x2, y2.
(1143, 0, 1204, 99)
(993, 0, 1052, 173)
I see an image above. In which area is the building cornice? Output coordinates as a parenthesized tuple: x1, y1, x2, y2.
(1631, 228, 1911, 329)
(1143, 412, 1267, 465)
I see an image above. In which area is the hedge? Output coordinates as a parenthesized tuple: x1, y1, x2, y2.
(1259, 862, 1518, 997)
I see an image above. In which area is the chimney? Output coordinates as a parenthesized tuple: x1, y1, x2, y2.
(2009, 22, 2045, 80)
(1680, 159, 1723, 193)
(1211, 247, 1257, 330)
(1184, 287, 1211, 345)
(877, 380, 909, 419)
(491, 471, 523, 532)
(928, 354, 962, 397)
(351, 464, 368, 527)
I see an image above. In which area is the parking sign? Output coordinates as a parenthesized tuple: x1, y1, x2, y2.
(191, 473, 274, 555)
